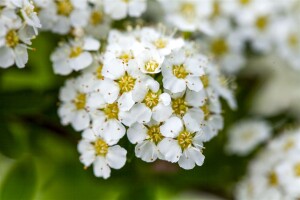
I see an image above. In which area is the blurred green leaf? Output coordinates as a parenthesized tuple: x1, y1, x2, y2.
(0, 123, 17, 158)
(0, 156, 37, 200)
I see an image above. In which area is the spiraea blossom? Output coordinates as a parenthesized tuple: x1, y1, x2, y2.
(235, 128, 300, 200)
(226, 119, 271, 156)
(56, 27, 235, 178)
(0, 0, 40, 68)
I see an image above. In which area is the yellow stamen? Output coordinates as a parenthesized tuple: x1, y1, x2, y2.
(5, 30, 19, 48)
(90, 11, 103, 26)
(145, 60, 159, 73)
(94, 139, 108, 156)
(143, 91, 160, 109)
(119, 52, 134, 64)
(200, 75, 209, 88)
(103, 103, 119, 119)
(268, 171, 278, 186)
(74, 93, 86, 110)
(180, 3, 196, 21)
(240, 0, 251, 5)
(172, 98, 188, 116)
(96, 64, 104, 80)
(154, 38, 167, 49)
(69, 46, 82, 58)
(177, 130, 194, 149)
(172, 64, 188, 79)
(118, 73, 136, 93)
(211, 38, 228, 56)
(56, 0, 73, 16)
(255, 16, 268, 31)
(294, 163, 300, 177)
(147, 125, 163, 144)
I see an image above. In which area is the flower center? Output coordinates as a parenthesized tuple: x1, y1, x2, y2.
(90, 11, 103, 25)
(94, 139, 108, 156)
(211, 1, 220, 18)
(288, 34, 298, 47)
(294, 163, 300, 177)
(74, 93, 86, 110)
(284, 139, 295, 151)
(240, 0, 251, 5)
(172, 98, 188, 116)
(154, 38, 167, 49)
(118, 73, 136, 93)
(119, 52, 134, 64)
(96, 64, 104, 80)
(172, 64, 188, 79)
(268, 171, 278, 186)
(56, 0, 73, 16)
(143, 91, 160, 109)
(147, 125, 163, 144)
(103, 103, 119, 119)
(24, 5, 34, 16)
(177, 130, 194, 149)
(5, 30, 19, 48)
(255, 16, 268, 31)
(145, 60, 159, 73)
(201, 103, 210, 120)
(69, 46, 82, 58)
(211, 38, 228, 56)
(180, 2, 196, 21)
(200, 75, 209, 88)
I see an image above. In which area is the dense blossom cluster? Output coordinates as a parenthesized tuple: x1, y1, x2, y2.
(57, 27, 236, 178)
(236, 128, 300, 200)
(158, 0, 300, 73)
(0, 0, 40, 68)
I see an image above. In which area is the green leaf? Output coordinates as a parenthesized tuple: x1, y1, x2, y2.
(0, 157, 37, 200)
(0, 122, 17, 158)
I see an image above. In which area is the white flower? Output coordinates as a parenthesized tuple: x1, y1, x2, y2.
(138, 27, 184, 56)
(127, 121, 164, 162)
(235, 128, 300, 200)
(38, 0, 89, 34)
(158, 117, 205, 169)
(58, 77, 91, 131)
(11, 0, 41, 33)
(51, 36, 100, 75)
(226, 119, 271, 156)
(103, 0, 146, 20)
(162, 47, 206, 93)
(78, 128, 127, 179)
(158, 0, 212, 32)
(0, 17, 33, 68)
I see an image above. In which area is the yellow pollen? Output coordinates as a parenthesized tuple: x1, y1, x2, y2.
(294, 163, 300, 177)
(172, 64, 188, 79)
(211, 1, 220, 18)
(172, 98, 188, 116)
(103, 103, 119, 119)
(255, 16, 268, 31)
(288, 34, 298, 47)
(240, 0, 251, 5)
(268, 171, 278, 186)
(69, 46, 82, 58)
(90, 11, 103, 25)
(25, 5, 34, 16)
(147, 125, 163, 144)
(143, 91, 160, 109)
(56, 0, 73, 16)
(74, 93, 86, 110)
(284, 139, 295, 151)
(122, 0, 129, 2)
(201, 103, 210, 120)
(5, 30, 19, 48)
(118, 73, 136, 93)
(211, 38, 228, 56)
(177, 130, 194, 149)
(96, 64, 104, 80)
(154, 38, 167, 49)
(119, 52, 134, 64)
(145, 60, 159, 73)
(94, 139, 108, 156)
(180, 2, 196, 21)
(200, 75, 209, 88)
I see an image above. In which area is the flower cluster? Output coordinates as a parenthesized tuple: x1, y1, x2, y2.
(0, 0, 41, 68)
(157, 0, 300, 73)
(33, 0, 146, 37)
(57, 27, 236, 179)
(235, 128, 300, 200)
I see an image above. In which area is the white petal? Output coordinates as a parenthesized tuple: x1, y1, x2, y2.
(102, 119, 126, 143)
(70, 52, 92, 71)
(186, 76, 203, 92)
(159, 93, 171, 106)
(163, 76, 186, 93)
(93, 156, 111, 179)
(135, 141, 158, 162)
(158, 138, 182, 163)
(102, 59, 125, 79)
(83, 37, 100, 51)
(187, 147, 205, 166)
(0, 47, 14, 68)
(14, 45, 28, 68)
(152, 104, 173, 122)
(82, 128, 97, 142)
(79, 150, 95, 167)
(86, 92, 106, 109)
(178, 150, 196, 170)
(160, 117, 183, 138)
(127, 123, 148, 144)
(71, 110, 90, 131)
(183, 108, 204, 132)
(106, 145, 127, 169)
(98, 79, 120, 103)
(118, 92, 135, 111)
(186, 89, 207, 107)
